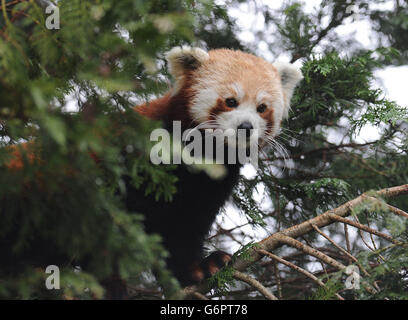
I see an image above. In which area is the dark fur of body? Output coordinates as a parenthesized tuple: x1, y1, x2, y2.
(125, 159, 241, 285)
(133, 85, 242, 285)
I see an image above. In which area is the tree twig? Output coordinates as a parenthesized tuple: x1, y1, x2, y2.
(257, 249, 344, 300)
(232, 270, 278, 300)
(311, 224, 370, 277)
(183, 184, 408, 297)
(327, 213, 405, 246)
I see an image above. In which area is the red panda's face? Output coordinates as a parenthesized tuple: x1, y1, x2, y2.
(166, 47, 303, 149)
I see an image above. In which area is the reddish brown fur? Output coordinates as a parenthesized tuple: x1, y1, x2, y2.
(208, 98, 232, 120)
(190, 262, 205, 283)
(261, 107, 274, 136)
(135, 73, 198, 130)
(5, 142, 37, 171)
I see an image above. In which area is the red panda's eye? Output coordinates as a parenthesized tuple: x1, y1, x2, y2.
(257, 104, 267, 113)
(225, 98, 238, 108)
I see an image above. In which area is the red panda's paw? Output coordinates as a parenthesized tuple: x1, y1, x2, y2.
(190, 251, 232, 283)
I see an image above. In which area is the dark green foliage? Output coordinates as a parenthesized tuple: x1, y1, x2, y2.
(0, 0, 217, 299)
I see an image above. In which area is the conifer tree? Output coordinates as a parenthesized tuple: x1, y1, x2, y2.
(0, 0, 407, 299)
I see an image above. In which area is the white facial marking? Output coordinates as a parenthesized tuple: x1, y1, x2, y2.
(190, 85, 218, 122)
(271, 92, 285, 135)
(216, 102, 267, 148)
(230, 83, 245, 101)
(190, 82, 247, 123)
(256, 91, 272, 105)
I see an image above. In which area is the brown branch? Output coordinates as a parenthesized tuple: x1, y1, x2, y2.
(272, 259, 282, 299)
(232, 270, 278, 300)
(384, 203, 408, 219)
(183, 184, 408, 297)
(327, 213, 405, 246)
(311, 224, 370, 277)
(277, 234, 347, 270)
(344, 223, 352, 255)
(257, 249, 344, 300)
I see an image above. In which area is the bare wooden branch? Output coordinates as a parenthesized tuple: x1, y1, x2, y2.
(232, 270, 278, 300)
(257, 249, 344, 300)
(276, 234, 347, 270)
(183, 184, 408, 297)
(327, 213, 405, 246)
(343, 223, 352, 255)
(272, 259, 282, 299)
(311, 224, 370, 277)
(384, 203, 408, 219)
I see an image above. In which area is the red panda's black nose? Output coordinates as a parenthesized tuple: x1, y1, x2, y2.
(238, 121, 253, 138)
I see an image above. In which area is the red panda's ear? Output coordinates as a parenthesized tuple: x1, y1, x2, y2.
(166, 46, 209, 80)
(273, 62, 303, 119)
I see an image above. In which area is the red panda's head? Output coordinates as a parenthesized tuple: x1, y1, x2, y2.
(165, 46, 303, 149)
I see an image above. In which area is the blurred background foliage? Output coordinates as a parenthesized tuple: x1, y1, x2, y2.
(0, 0, 407, 299)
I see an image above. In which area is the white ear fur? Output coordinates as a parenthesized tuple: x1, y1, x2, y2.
(165, 46, 209, 80)
(273, 62, 303, 119)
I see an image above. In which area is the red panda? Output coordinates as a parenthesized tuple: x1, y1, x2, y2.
(1, 46, 303, 295)
(130, 46, 303, 286)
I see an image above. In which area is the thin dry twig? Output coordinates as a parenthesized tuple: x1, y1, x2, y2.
(327, 213, 405, 246)
(311, 224, 370, 277)
(343, 223, 351, 252)
(276, 234, 347, 270)
(384, 203, 408, 219)
(183, 184, 408, 298)
(257, 249, 344, 300)
(232, 270, 278, 300)
(272, 259, 282, 299)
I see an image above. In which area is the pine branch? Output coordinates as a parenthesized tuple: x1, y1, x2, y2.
(257, 248, 344, 300)
(232, 270, 278, 300)
(183, 184, 408, 298)
(327, 213, 404, 246)
(311, 224, 370, 277)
